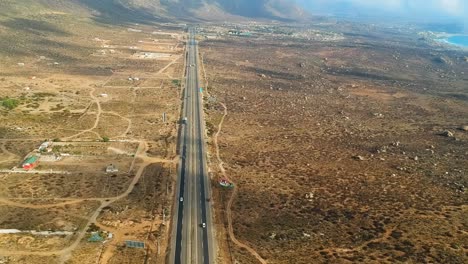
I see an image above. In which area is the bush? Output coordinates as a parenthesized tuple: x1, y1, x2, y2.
(172, 79, 181, 87)
(52, 145, 62, 153)
(102, 136, 110, 142)
(1, 98, 19, 110)
(87, 223, 100, 232)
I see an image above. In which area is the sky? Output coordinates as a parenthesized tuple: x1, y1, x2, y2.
(296, 0, 468, 28)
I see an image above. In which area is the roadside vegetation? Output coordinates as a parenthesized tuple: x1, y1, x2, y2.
(172, 79, 181, 87)
(1, 97, 20, 110)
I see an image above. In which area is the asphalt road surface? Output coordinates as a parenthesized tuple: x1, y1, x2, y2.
(170, 28, 215, 264)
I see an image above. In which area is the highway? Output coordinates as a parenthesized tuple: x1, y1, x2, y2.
(170, 28, 215, 264)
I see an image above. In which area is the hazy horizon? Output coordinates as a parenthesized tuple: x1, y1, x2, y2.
(296, 0, 468, 32)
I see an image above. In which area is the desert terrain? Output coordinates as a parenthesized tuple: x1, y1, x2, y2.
(0, 3, 467, 264)
(200, 23, 468, 263)
(0, 12, 185, 264)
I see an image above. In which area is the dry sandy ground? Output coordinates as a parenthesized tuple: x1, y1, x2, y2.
(0, 16, 184, 264)
(201, 24, 468, 264)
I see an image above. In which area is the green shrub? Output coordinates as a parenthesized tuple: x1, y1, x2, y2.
(52, 145, 62, 153)
(1, 98, 20, 110)
(172, 79, 181, 87)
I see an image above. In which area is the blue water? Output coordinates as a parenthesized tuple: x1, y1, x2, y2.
(447, 35, 468, 47)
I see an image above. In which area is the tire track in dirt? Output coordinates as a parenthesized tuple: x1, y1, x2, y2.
(214, 102, 267, 264)
(58, 157, 152, 263)
(319, 226, 397, 255)
(0, 55, 182, 260)
(0, 142, 161, 262)
(102, 111, 132, 138)
(157, 55, 182, 75)
(320, 205, 468, 255)
(0, 198, 84, 209)
(64, 87, 102, 140)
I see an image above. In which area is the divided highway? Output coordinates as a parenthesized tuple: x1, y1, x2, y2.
(170, 28, 215, 264)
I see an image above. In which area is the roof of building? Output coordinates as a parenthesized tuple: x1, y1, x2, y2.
(23, 155, 38, 164)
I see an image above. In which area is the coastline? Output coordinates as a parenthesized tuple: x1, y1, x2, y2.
(433, 34, 468, 49)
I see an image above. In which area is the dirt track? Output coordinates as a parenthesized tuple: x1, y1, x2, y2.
(0, 139, 175, 263)
(213, 102, 267, 264)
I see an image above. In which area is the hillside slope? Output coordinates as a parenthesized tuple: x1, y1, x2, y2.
(0, 0, 305, 23)
(0, 0, 306, 69)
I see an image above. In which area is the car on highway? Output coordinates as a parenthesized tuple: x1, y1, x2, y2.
(180, 197, 184, 202)
(202, 223, 206, 228)
(181, 117, 187, 124)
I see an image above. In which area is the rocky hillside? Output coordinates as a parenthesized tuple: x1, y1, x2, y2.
(0, 0, 306, 23)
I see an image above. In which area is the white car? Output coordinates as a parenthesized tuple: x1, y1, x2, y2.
(202, 223, 206, 228)
(180, 197, 184, 202)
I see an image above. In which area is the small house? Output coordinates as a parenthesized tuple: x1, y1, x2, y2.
(106, 164, 118, 173)
(39, 141, 51, 152)
(22, 156, 39, 170)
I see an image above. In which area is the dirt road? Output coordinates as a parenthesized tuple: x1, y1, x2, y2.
(213, 102, 267, 264)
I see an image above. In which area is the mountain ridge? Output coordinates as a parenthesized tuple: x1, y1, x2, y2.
(0, 0, 307, 23)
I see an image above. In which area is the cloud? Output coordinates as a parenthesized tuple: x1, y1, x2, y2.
(352, 0, 403, 9)
(438, 0, 464, 15)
